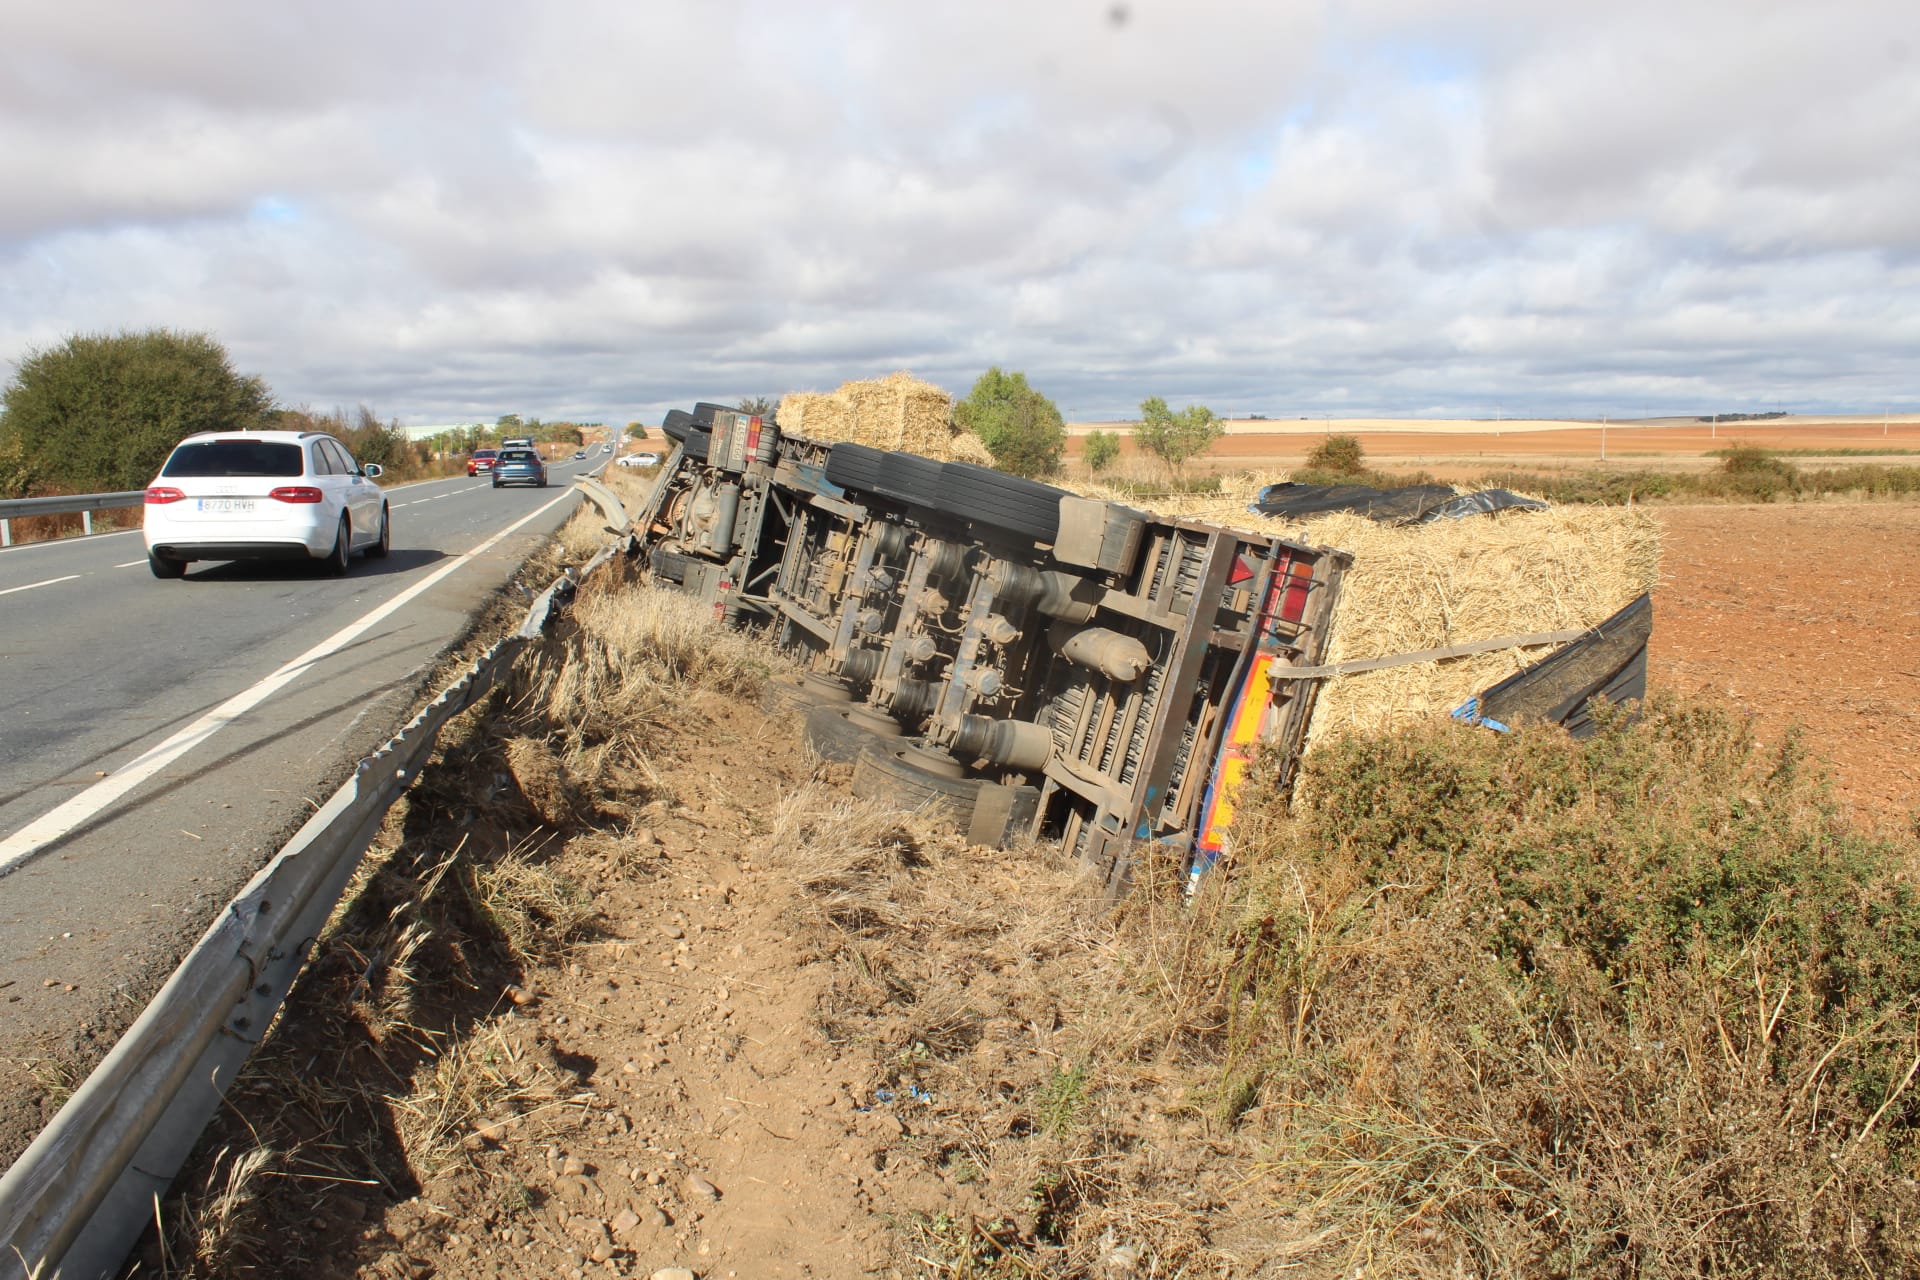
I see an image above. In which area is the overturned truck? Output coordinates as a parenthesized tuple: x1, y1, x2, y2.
(631, 403, 1348, 889)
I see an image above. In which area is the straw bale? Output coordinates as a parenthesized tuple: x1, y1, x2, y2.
(947, 432, 995, 465)
(778, 372, 962, 459)
(1064, 472, 1662, 744)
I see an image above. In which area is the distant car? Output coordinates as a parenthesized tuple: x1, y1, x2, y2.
(467, 449, 499, 475)
(572, 449, 586, 459)
(143, 430, 388, 579)
(492, 448, 547, 488)
(617, 452, 661, 468)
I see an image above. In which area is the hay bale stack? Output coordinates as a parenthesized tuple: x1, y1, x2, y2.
(946, 432, 995, 465)
(1067, 473, 1662, 744)
(779, 372, 964, 458)
(1286, 506, 1660, 747)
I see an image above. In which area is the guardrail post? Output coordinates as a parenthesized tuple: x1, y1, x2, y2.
(82, 512, 93, 536)
(1, 519, 10, 547)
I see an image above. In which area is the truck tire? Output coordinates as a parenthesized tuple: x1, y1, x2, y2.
(879, 452, 946, 508)
(851, 745, 982, 822)
(763, 672, 855, 714)
(662, 409, 696, 441)
(823, 443, 889, 497)
(803, 702, 900, 763)
(935, 463, 1065, 542)
(681, 427, 712, 463)
(691, 402, 733, 426)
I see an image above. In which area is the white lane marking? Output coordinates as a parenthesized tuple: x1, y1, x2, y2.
(0, 487, 580, 876)
(0, 575, 81, 596)
(115, 560, 146, 568)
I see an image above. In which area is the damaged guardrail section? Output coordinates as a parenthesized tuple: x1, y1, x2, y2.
(0, 518, 628, 1280)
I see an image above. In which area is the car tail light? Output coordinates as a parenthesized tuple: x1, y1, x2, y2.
(269, 486, 325, 503)
(144, 486, 186, 504)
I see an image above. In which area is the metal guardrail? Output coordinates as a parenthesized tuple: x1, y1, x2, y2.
(0, 484, 634, 1279)
(0, 491, 145, 546)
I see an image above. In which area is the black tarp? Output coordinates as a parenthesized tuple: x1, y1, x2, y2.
(1453, 593, 1652, 738)
(1252, 483, 1550, 524)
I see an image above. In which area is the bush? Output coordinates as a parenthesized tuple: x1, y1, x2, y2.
(1709, 444, 1802, 502)
(1305, 433, 1366, 474)
(1171, 697, 1920, 1274)
(1082, 429, 1120, 474)
(0, 328, 271, 494)
(954, 368, 1067, 477)
(1472, 467, 1681, 504)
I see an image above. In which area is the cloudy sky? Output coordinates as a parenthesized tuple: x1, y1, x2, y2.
(1, 0, 1915, 426)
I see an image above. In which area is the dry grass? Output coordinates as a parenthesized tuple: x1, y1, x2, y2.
(154, 1144, 277, 1276)
(461, 833, 593, 967)
(389, 1020, 578, 1176)
(553, 463, 655, 558)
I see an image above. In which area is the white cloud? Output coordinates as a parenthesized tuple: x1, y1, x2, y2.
(0, 0, 1915, 423)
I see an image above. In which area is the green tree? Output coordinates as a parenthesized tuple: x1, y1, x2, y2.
(0, 329, 271, 493)
(954, 367, 1067, 477)
(738, 396, 776, 417)
(1083, 429, 1121, 474)
(627, 422, 649, 440)
(1133, 396, 1223, 477)
(496, 413, 524, 432)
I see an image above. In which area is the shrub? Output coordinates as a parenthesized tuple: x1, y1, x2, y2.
(954, 368, 1067, 477)
(1304, 433, 1367, 474)
(1710, 444, 1801, 502)
(1156, 696, 1920, 1275)
(0, 328, 271, 494)
(1082, 429, 1120, 474)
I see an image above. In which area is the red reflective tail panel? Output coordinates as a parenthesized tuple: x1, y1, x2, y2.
(144, 487, 186, 504)
(269, 486, 325, 503)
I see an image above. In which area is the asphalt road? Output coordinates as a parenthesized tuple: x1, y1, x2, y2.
(0, 454, 606, 1161)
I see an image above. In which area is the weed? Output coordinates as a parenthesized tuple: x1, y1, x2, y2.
(1035, 1062, 1088, 1136)
(27, 1058, 78, 1108)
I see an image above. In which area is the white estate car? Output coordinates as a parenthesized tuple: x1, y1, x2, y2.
(616, 452, 661, 468)
(143, 430, 389, 579)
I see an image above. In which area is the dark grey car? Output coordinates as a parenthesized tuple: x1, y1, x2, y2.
(491, 448, 547, 488)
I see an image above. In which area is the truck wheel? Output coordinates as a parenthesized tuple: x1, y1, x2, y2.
(823, 443, 888, 496)
(935, 463, 1066, 542)
(803, 702, 899, 763)
(850, 745, 983, 823)
(879, 453, 946, 507)
(763, 672, 855, 714)
(662, 408, 697, 442)
(681, 427, 712, 463)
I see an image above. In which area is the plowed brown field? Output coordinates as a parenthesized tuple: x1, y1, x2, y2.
(1653, 502, 1919, 827)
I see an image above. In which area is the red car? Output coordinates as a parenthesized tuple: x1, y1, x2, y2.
(466, 449, 499, 476)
